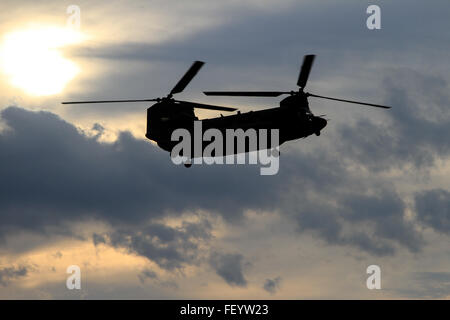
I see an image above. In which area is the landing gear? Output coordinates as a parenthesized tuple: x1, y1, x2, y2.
(184, 162, 192, 168)
(315, 131, 321, 136)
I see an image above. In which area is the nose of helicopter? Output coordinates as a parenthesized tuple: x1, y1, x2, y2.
(316, 116, 327, 130)
(313, 116, 327, 136)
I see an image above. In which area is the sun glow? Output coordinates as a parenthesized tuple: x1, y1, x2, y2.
(0, 27, 84, 96)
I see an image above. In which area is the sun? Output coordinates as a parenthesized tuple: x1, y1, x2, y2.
(0, 26, 83, 96)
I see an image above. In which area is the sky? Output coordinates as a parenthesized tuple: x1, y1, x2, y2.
(0, 0, 449, 299)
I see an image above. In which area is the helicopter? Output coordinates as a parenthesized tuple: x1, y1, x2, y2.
(62, 55, 390, 166)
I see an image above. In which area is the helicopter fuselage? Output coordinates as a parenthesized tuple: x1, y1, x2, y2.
(145, 95, 327, 155)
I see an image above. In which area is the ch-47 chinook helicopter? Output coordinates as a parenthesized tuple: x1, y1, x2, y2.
(62, 55, 390, 165)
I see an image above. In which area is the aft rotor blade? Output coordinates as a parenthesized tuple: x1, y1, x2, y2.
(176, 100, 237, 112)
(308, 93, 391, 109)
(203, 91, 288, 97)
(62, 99, 159, 104)
(170, 61, 205, 95)
(297, 54, 315, 89)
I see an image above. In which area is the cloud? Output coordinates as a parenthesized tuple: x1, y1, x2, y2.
(0, 265, 29, 286)
(0, 106, 283, 239)
(138, 269, 157, 284)
(287, 184, 425, 256)
(92, 233, 107, 246)
(138, 268, 178, 289)
(0, 105, 435, 258)
(415, 189, 450, 234)
(73, 1, 450, 68)
(1, 66, 449, 262)
(209, 252, 248, 287)
(0, 0, 450, 299)
(338, 69, 450, 171)
(397, 272, 450, 298)
(263, 276, 281, 294)
(93, 220, 212, 271)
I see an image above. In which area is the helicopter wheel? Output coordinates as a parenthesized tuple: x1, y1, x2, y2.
(184, 162, 192, 168)
(315, 131, 321, 136)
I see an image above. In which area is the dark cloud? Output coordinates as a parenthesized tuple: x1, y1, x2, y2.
(138, 269, 157, 284)
(0, 0, 449, 299)
(209, 252, 248, 287)
(74, 1, 450, 68)
(290, 189, 424, 256)
(338, 69, 450, 171)
(51, 1, 450, 263)
(415, 189, 450, 234)
(138, 269, 178, 289)
(67, 0, 450, 123)
(0, 106, 435, 258)
(341, 192, 424, 253)
(2, 49, 450, 262)
(263, 277, 281, 294)
(93, 220, 212, 270)
(397, 272, 450, 298)
(0, 265, 29, 286)
(0, 106, 284, 238)
(293, 67, 450, 256)
(92, 233, 107, 246)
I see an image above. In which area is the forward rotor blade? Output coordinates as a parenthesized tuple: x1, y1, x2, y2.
(308, 93, 391, 109)
(203, 91, 288, 97)
(297, 54, 315, 89)
(62, 99, 159, 104)
(170, 61, 205, 95)
(175, 100, 237, 112)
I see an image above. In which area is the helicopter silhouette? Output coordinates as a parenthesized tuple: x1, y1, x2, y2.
(62, 55, 390, 166)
